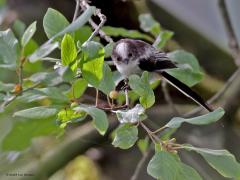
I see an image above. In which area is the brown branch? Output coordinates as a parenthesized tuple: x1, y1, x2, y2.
(80, 0, 113, 43)
(222, 74, 240, 119)
(219, 0, 240, 65)
(18, 56, 25, 92)
(88, 18, 113, 43)
(161, 80, 179, 115)
(0, 82, 40, 112)
(130, 148, 152, 180)
(72, 0, 81, 22)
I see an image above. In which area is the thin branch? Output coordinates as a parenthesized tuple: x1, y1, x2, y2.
(161, 80, 179, 115)
(95, 89, 99, 107)
(219, 0, 240, 65)
(152, 126, 167, 134)
(140, 121, 156, 144)
(88, 18, 113, 43)
(0, 82, 40, 111)
(97, 104, 128, 111)
(80, 0, 113, 43)
(73, 0, 80, 22)
(87, 9, 107, 42)
(130, 148, 152, 180)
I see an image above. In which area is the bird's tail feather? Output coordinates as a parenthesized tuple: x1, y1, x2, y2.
(160, 71, 213, 112)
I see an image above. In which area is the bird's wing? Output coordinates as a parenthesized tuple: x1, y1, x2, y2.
(139, 51, 177, 71)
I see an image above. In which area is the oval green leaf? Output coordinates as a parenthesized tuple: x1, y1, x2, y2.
(80, 41, 105, 87)
(167, 50, 204, 87)
(129, 72, 155, 109)
(165, 107, 225, 129)
(0, 29, 20, 70)
(21, 21, 37, 47)
(112, 124, 138, 149)
(74, 105, 109, 135)
(43, 8, 69, 41)
(61, 34, 77, 66)
(147, 151, 181, 179)
(13, 107, 58, 119)
(184, 145, 240, 179)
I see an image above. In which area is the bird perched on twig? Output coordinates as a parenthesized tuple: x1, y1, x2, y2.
(111, 38, 212, 112)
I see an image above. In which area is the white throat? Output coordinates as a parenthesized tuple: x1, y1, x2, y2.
(116, 60, 142, 78)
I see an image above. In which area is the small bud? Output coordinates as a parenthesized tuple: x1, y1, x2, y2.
(109, 90, 119, 99)
(13, 84, 22, 94)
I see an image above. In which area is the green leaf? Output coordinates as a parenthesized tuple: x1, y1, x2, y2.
(43, 8, 69, 41)
(167, 50, 204, 87)
(21, 21, 37, 47)
(2, 117, 59, 151)
(23, 40, 43, 73)
(30, 6, 95, 62)
(138, 14, 161, 36)
(184, 145, 240, 179)
(0, 29, 20, 70)
(29, 72, 62, 86)
(36, 87, 69, 104)
(129, 72, 155, 109)
(0, 81, 14, 92)
(74, 105, 108, 135)
(74, 26, 92, 44)
(112, 124, 138, 149)
(17, 91, 46, 103)
(104, 42, 115, 58)
(154, 30, 174, 49)
(102, 26, 153, 42)
(61, 34, 77, 65)
(57, 108, 86, 123)
(67, 79, 88, 99)
(177, 163, 202, 180)
(114, 104, 147, 123)
(165, 107, 225, 129)
(80, 41, 104, 87)
(28, 41, 59, 62)
(97, 63, 115, 95)
(51, 6, 95, 40)
(147, 151, 181, 179)
(137, 137, 149, 154)
(13, 107, 58, 119)
(12, 20, 26, 38)
(147, 151, 202, 179)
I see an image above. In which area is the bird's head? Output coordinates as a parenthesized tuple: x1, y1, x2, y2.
(111, 39, 147, 65)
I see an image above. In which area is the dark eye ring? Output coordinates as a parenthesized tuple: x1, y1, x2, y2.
(128, 53, 133, 57)
(117, 57, 121, 61)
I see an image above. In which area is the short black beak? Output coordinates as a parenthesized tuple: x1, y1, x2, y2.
(123, 58, 129, 64)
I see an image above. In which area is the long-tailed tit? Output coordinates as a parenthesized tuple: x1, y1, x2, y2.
(111, 38, 212, 112)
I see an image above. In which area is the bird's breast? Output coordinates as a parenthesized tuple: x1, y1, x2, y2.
(116, 61, 142, 77)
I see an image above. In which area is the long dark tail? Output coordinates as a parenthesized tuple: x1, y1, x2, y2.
(160, 71, 213, 112)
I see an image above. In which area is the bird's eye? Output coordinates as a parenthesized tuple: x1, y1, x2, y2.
(117, 57, 121, 61)
(128, 53, 133, 57)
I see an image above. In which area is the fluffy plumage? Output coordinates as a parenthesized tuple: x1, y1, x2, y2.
(111, 38, 212, 112)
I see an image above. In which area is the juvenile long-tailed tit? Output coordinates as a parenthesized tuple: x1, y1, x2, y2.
(111, 38, 212, 112)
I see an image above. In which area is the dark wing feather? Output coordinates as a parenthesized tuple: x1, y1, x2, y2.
(139, 51, 177, 71)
